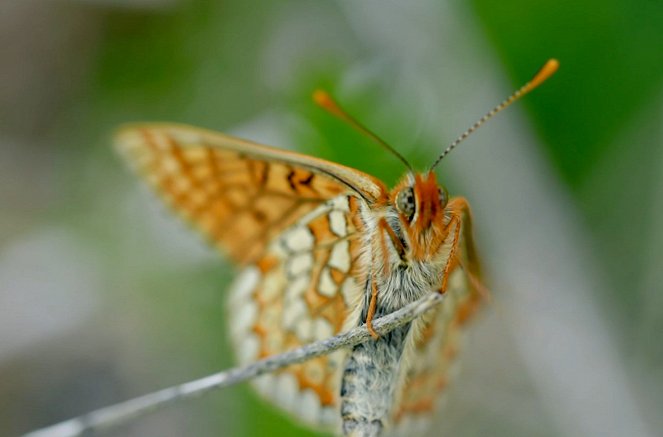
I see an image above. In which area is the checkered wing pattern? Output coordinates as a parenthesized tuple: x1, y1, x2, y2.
(228, 194, 366, 428)
(115, 123, 380, 429)
(115, 123, 384, 264)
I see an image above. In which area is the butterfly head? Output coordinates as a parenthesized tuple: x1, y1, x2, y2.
(391, 171, 450, 259)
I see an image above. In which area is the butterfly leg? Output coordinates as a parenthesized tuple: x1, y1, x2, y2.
(439, 197, 488, 322)
(439, 214, 462, 293)
(439, 197, 481, 293)
(365, 278, 380, 340)
(448, 197, 485, 283)
(379, 218, 406, 261)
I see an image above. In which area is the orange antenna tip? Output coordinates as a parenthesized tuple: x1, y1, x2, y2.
(312, 89, 344, 118)
(312, 89, 330, 105)
(524, 58, 559, 93)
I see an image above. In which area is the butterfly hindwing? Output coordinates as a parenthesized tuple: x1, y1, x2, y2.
(228, 194, 366, 428)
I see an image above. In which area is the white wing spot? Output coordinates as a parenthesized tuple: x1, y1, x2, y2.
(229, 267, 260, 303)
(313, 318, 333, 340)
(287, 252, 313, 277)
(237, 334, 259, 364)
(328, 240, 350, 272)
(330, 196, 350, 212)
(283, 227, 314, 252)
(318, 268, 337, 297)
(253, 374, 276, 398)
(229, 300, 257, 338)
(283, 298, 307, 330)
(329, 210, 347, 237)
(284, 275, 309, 303)
(295, 316, 313, 342)
(298, 389, 322, 424)
(274, 373, 299, 412)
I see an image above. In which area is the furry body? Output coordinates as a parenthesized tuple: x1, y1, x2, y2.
(340, 194, 457, 436)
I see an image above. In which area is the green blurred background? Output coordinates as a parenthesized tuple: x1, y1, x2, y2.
(1, 1, 661, 436)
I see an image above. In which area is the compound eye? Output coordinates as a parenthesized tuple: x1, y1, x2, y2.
(396, 187, 415, 220)
(438, 186, 449, 207)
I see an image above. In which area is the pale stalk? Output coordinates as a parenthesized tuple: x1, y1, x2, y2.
(24, 292, 444, 437)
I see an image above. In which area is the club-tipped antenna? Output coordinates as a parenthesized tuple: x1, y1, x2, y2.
(430, 58, 559, 171)
(313, 90, 413, 172)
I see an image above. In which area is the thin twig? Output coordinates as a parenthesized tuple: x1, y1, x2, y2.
(24, 292, 444, 437)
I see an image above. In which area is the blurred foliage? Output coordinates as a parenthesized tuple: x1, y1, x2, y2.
(472, 0, 663, 188)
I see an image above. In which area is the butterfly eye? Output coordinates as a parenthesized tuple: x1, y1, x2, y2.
(396, 187, 415, 220)
(438, 186, 449, 207)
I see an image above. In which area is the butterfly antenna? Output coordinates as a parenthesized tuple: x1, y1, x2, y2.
(429, 58, 559, 171)
(313, 90, 413, 172)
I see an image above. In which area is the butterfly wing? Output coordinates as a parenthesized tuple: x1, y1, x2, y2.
(115, 123, 382, 428)
(228, 194, 367, 428)
(115, 123, 385, 264)
(391, 201, 483, 432)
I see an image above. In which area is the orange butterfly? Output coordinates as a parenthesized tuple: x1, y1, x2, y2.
(115, 60, 558, 436)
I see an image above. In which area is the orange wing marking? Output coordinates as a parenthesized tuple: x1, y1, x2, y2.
(120, 128, 359, 264)
(227, 194, 365, 426)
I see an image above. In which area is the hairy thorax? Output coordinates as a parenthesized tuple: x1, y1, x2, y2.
(339, 205, 456, 436)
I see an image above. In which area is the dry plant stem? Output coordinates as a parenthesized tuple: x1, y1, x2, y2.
(24, 292, 444, 437)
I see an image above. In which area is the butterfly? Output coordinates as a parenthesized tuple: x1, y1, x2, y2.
(115, 59, 558, 436)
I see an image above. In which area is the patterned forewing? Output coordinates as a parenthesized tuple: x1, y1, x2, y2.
(115, 124, 383, 264)
(228, 195, 366, 428)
